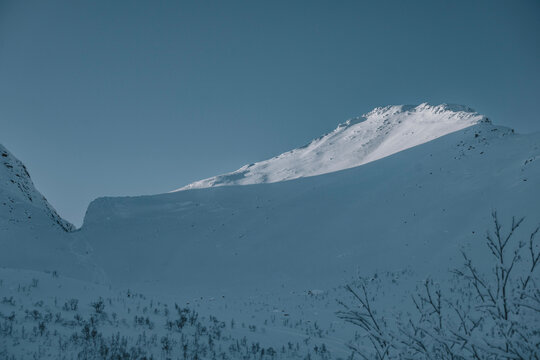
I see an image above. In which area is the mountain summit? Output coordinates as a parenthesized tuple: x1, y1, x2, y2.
(175, 103, 487, 191)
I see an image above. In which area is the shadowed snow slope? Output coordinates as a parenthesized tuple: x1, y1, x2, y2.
(175, 103, 486, 191)
(0, 144, 95, 279)
(78, 121, 540, 297)
(0, 144, 73, 232)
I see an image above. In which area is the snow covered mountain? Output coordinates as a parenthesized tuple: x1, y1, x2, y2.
(2, 104, 540, 359)
(0, 144, 97, 279)
(0, 144, 73, 232)
(77, 114, 540, 297)
(176, 103, 487, 191)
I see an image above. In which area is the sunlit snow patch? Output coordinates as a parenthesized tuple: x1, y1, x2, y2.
(174, 103, 487, 191)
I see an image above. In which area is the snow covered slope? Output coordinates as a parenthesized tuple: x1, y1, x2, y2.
(78, 120, 540, 297)
(0, 144, 73, 231)
(176, 103, 486, 191)
(0, 267, 352, 359)
(0, 144, 96, 279)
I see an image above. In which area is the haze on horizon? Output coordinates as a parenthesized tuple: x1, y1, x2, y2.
(1, 0, 539, 226)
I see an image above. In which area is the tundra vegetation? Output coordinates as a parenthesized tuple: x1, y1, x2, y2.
(339, 212, 540, 360)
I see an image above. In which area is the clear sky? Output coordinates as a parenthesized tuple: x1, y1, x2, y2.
(1, 0, 539, 227)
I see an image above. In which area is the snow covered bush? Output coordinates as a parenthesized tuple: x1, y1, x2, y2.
(338, 212, 540, 359)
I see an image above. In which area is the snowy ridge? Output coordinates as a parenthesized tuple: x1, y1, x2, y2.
(0, 144, 73, 231)
(175, 103, 487, 191)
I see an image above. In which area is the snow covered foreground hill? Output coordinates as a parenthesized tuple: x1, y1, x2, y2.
(2, 104, 540, 359)
(77, 116, 540, 297)
(176, 103, 486, 190)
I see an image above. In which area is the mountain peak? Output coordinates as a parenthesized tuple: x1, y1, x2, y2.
(363, 102, 485, 122)
(174, 103, 488, 191)
(339, 103, 486, 129)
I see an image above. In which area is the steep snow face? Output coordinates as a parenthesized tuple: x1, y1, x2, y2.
(0, 144, 73, 231)
(175, 103, 486, 191)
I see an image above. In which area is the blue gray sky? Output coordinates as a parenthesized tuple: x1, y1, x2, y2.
(1, 0, 539, 226)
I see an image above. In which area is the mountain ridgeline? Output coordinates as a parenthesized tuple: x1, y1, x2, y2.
(176, 103, 488, 191)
